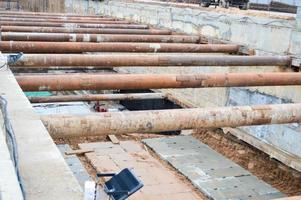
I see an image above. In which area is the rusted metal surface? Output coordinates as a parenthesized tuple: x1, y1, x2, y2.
(1, 32, 200, 43)
(11, 54, 291, 67)
(0, 17, 122, 24)
(1, 41, 239, 53)
(16, 73, 301, 91)
(0, 11, 106, 18)
(29, 93, 166, 103)
(40, 103, 301, 138)
(0, 21, 135, 27)
(1, 26, 171, 35)
(0, 15, 113, 21)
(78, 24, 147, 29)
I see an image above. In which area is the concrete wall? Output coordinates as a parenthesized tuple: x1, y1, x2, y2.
(64, 0, 102, 15)
(0, 1, 20, 10)
(99, 1, 301, 60)
(17, 0, 102, 14)
(19, 0, 65, 12)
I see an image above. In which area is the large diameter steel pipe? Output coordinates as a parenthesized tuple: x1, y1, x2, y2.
(1, 41, 239, 53)
(1, 26, 171, 35)
(0, 17, 123, 24)
(0, 15, 109, 21)
(11, 55, 291, 67)
(0, 11, 106, 18)
(1, 32, 200, 43)
(0, 21, 136, 27)
(29, 93, 165, 103)
(16, 73, 301, 91)
(41, 103, 301, 138)
(1, 21, 146, 29)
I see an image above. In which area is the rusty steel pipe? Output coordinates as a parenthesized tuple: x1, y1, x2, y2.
(40, 103, 301, 138)
(1, 41, 239, 53)
(0, 17, 123, 24)
(16, 73, 301, 91)
(0, 21, 146, 28)
(0, 15, 114, 21)
(78, 24, 148, 29)
(0, 26, 171, 35)
(29, 93, 166, 103)
(1, 32, 200, 43)
(0, 11, 106, 18)
(11, 54, 291, 67)
(0, 21, 135, 27)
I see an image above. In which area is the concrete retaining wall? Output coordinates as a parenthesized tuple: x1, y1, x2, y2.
(64, 0, 102, 15)
(99, 1, 301, 60)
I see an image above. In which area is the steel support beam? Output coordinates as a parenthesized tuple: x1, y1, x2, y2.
(1, 41, 239, 53)
(1, 32, 200, 43)
(0, 11, 106, 18)
(28, 93, 166, 103)
(16, 73, 301, 91)
(0, 21, 136, 26)
(0, 26, 171, 35)
(40, 103, 301, 138)
(11, 54, 291, 67)
(0, 21, 145, 28)
(0, 17, 122, 24)
(0, 14, 109, 20)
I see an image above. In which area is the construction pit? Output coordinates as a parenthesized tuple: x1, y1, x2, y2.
(0, 0, 301, 200)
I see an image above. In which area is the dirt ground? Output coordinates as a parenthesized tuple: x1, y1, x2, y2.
(55, 129, 301, 197)
(193, 129, 301, 196)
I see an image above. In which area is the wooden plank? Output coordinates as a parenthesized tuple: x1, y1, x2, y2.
(107, 134, 120, 144)
(65, 149, 94, 156)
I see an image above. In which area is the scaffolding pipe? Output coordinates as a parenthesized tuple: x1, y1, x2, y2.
(0, 26, 171, 35)
(1, 32, 200, 43)
(40, 103, 301, 138)
(29, 93, 166, 103)
(1, 41, 239, 53)
(16, 73, 301, 91)
(11, 54, 291, 67)
(0, 21, 137, 27)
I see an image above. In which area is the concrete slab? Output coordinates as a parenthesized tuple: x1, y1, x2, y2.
(0, 59, 82, 199)
(0, 117, 23, 200)
(143, 136, 286, 200)
(33, 102, 92, 115)
(79, 141, 204, 200)
(57, 144, 91, 188)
